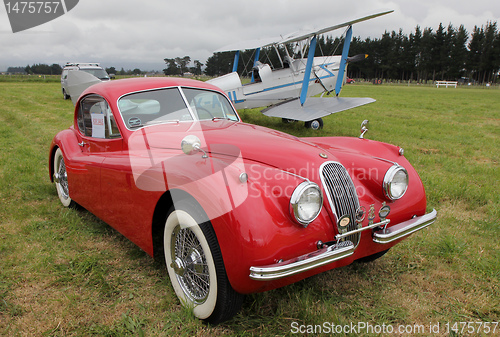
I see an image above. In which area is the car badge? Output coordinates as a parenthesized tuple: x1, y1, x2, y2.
(339, 215, 351, 227)
(355, 206, 366, 222)
(355, 206, 366, 229)
(379, 202, 391, 222)
(368, 204, 375, 226)
(319, 153, 328, 159)
(338, 215, 351, 235)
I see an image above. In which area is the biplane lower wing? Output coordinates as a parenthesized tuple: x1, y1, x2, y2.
(261, 97, 376, 121)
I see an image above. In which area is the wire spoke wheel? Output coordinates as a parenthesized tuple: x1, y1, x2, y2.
(163, 200, 243, 324)
(57, 158, 69, 199)
(53, 148, 75, 207)
(171, 225, 210, 304)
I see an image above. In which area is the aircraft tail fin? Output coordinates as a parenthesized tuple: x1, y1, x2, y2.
(261, 97, 375, 121)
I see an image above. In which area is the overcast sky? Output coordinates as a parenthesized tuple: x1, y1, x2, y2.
(1, 0, 499, 72)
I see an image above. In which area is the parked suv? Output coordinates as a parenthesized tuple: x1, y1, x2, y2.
(61, 63, 110, 99)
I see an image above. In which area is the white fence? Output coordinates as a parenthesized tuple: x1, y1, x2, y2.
(436, 81, 458, 88)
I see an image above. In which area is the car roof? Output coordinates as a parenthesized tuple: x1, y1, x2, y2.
(64, 66, 103, 69)
(80, 77, 227, 104)
(64, 63, 101, 67)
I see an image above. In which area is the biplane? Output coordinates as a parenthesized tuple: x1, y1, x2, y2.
(207, 10, 393, 129)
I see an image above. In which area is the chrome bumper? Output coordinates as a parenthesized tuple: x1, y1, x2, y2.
(249, 241, 354, 281)
(373, 209, 437, 244)
(249, 209, 436, 281)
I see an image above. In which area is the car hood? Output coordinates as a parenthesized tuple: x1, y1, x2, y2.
(131, 120, 332, 169)
(127, 120, 398, 183)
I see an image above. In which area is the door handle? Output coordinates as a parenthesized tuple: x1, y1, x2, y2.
(78, 141, 87, 147)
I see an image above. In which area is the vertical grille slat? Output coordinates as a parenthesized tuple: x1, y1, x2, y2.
(320, 162, 361, 246)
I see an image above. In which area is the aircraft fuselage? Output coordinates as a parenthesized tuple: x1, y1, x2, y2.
(208, 55, 343, 110)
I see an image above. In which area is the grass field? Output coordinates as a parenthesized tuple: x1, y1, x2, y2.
(0, 80, 498, 336)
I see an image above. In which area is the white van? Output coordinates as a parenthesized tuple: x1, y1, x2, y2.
(61, 63, 110, 99)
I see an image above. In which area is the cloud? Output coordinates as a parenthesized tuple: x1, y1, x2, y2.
(1, 0, 499, 71)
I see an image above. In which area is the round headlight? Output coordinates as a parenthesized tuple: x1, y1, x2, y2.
(290, 181, 323, 227)
(383, 165, 409, 200)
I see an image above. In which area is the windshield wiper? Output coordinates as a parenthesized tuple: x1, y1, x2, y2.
(212, 117, 233, 121)
(130, 120, 180, 129)
(144, 120, 180, 126)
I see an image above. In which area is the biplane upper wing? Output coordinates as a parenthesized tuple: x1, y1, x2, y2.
(261, 97, 376, 121)
(214, 10, 393, 52)
(279, 10, 394, 44)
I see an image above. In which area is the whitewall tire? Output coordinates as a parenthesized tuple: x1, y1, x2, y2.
(163, 200, 243, 324)
(53, 148, 75, 208)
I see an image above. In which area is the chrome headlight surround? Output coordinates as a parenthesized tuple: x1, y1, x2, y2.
(290, 181, 323, 227)
(383, 165, 409, 200)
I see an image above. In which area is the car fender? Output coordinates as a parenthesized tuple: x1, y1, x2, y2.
(193, 161, 342, 294)
(49, 128, 82, 183)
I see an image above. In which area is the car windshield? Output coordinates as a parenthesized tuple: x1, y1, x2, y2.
(118, 87, 238, 129)
(81, 68, 109, 80)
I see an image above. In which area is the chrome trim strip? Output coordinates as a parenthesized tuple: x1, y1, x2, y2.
(249, 241, 354, 281)
(319, 161, 339, 217)
(373, 209, 437, 244)
(372, 156, 398, 166)
(335, 219, 390, 241)
(178, 87, 198, 121)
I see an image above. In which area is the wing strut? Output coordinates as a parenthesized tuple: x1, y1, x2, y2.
(232, 51, 240, 73)
(313, 69, 333, 95)
(299, 36, 317, 106)
(251, 48, 261, 83)
(334, 25, 353, 96)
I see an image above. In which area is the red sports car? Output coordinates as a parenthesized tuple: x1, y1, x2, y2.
(49, 77, 436, 323)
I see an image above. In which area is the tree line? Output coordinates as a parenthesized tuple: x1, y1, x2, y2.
(348, 21, 499, 83)
(18, 63, 63, 75)
(203, 21, 500, 84)
(163, 56, 203, 76)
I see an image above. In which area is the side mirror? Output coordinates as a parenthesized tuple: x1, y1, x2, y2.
(359, 119, 369, 139)
(181, 135, 208, 158)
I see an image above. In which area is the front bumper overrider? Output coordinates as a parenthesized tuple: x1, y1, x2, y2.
(372, 209, 437, 243)
(249, 209, 437, 281)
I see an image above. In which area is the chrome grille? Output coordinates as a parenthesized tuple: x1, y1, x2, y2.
(320, 162, 361, 246)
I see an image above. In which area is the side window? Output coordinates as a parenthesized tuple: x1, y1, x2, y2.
(182, 88, 238, 121)
(77, 95, 121, 139)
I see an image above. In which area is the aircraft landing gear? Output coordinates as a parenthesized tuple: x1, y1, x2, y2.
(282, 118, 298, 124)
(304, 118, 323, 130)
